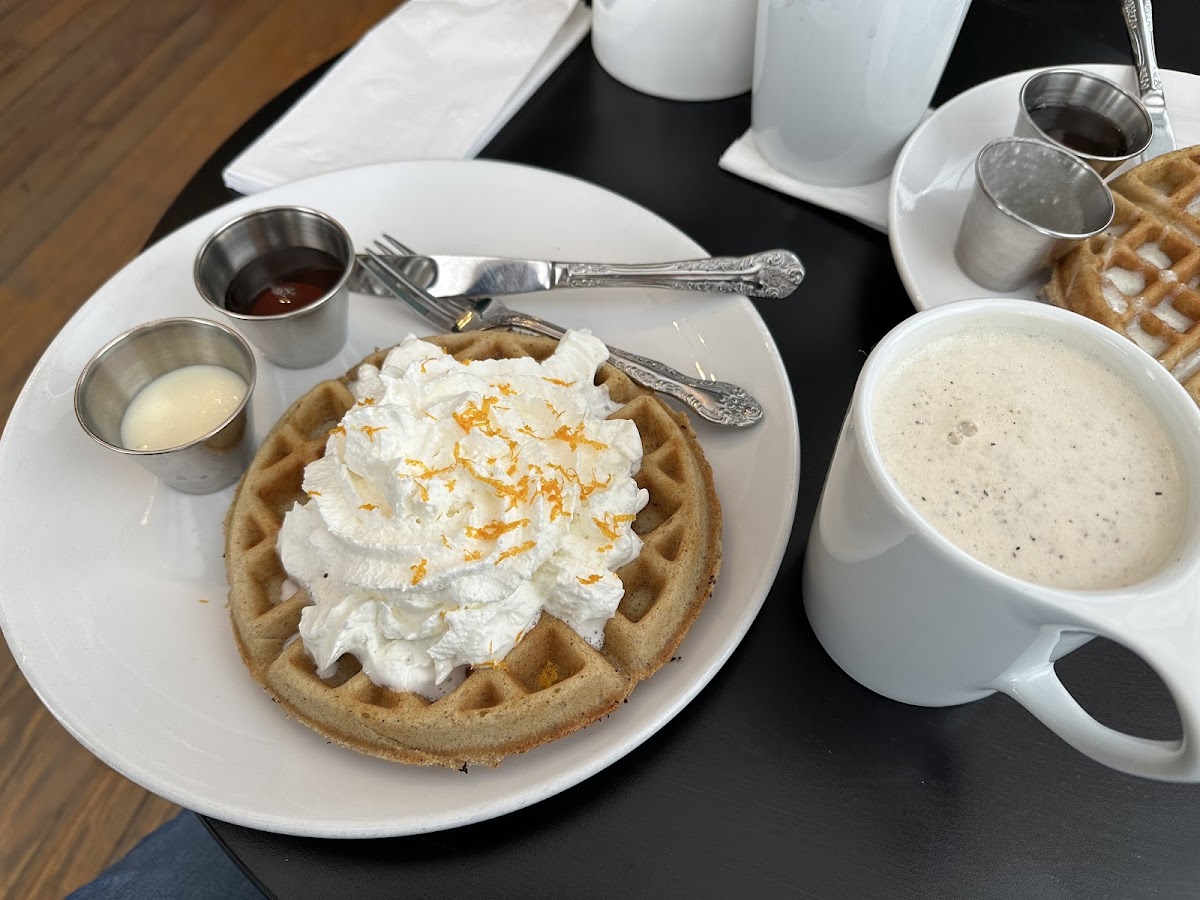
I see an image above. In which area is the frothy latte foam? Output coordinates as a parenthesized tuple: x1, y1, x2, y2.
(872, 326, 1186, 590)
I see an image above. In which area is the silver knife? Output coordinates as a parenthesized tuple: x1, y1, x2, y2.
(347, 249, 805, 300)
(1123, 0, 1176, 161)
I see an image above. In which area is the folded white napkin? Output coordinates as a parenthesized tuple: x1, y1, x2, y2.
(719, 129, 892, 233)
(223, 0, 590, 195)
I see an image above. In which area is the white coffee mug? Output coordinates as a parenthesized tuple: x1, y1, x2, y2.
(751, 0, 971, 186)
(592, 0, 757, 101)
(804, 298, 1200, 781)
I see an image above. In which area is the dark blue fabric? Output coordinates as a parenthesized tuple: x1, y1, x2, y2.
(68, 811, 265, 900)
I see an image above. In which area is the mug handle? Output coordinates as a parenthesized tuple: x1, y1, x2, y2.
(990, 604, 1200, 782)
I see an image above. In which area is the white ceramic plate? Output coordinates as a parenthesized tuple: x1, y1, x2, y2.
(0, 161, 798, 838)
(890, 64, 1200, 310)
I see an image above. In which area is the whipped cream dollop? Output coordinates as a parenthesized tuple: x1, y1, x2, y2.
(277, 332, 649, 699)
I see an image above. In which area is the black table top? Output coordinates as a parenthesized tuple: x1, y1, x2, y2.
(150, 2, 1200, 897)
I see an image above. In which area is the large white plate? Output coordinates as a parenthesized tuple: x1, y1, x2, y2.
(0, 161, 798, 838)
(890, 64, 1200, 310)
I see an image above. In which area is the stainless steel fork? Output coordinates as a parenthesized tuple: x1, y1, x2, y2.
(358, 234, 764, 427)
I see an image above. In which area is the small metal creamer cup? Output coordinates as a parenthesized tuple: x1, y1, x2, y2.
(955, 137, 1115, 292)
(194, 205, 354, 368)
(74, 317, 257, 494)
(1015, 68, 1153, 177)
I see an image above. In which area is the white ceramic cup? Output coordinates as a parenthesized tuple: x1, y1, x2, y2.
(751, 0, 971, 187)
(592, 0, 757, 101)
(803, 298, 1200, 781)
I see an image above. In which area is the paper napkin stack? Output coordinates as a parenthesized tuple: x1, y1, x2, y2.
(223, 0, 590, 195)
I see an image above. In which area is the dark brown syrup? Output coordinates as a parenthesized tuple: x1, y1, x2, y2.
(224, 246, 345, 316)
(1028, 104, 1129, 158)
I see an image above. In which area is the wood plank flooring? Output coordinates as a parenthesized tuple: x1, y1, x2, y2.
(0, 2, 398, 896)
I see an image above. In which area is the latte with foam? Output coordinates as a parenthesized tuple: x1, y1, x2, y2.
(872, 326, 1185, 590)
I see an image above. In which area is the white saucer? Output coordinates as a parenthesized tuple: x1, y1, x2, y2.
(889, 63, 1200, 310)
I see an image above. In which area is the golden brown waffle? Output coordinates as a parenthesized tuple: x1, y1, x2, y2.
(1044, 146, 1200, 404)
(224, 332, 722, 767)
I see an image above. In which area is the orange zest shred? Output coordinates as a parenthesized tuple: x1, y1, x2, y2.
(328, 425, 346, 437)
(452, 396, 501, 436)
(306, 490, 321, 497)
(495, 541, 536, 564)
(404, 458, 454, 479)
(542, 465, 609, 500)
(410, 559, 428, 585)
(543, 377, 576, 387)
(578, 573, 602, 585)
(538, 477, 566, 521)
(359, 503, 378, 511)
(593, 514, 620, 542)
(502, 476, 531, 509)
(551, 423, 606, 451)
(545, 400, 563, 418)
(592, 513, 633, 542)
(465, 518, 530, 541)
(463, 549, 482, 562)
(454, 443, 530, 508)
(579, 474, 612, 500)
(446, 479, 456, 492)
(492, 382, 516, 396)
(360, 424, 387, 442)
(355, 397, 377, 406)
(441, 534, 452, 549)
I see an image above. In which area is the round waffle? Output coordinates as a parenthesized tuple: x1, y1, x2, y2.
(224, 332, 722, 767)
(1043, 145, 1200, 404)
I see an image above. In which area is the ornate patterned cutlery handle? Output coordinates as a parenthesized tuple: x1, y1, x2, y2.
(491, 309, 764, 427)
(1123, 0, 1162, 94)
(558, 250, 805, 300)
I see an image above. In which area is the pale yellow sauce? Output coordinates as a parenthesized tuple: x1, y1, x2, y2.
(120, 364, 247, 451)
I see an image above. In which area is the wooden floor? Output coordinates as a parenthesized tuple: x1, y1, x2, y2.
(0, 1, 398, 896)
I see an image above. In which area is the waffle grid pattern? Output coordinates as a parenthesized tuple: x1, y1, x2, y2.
(1044, 147, 1200, 402)
(224, 333, 722, 767)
